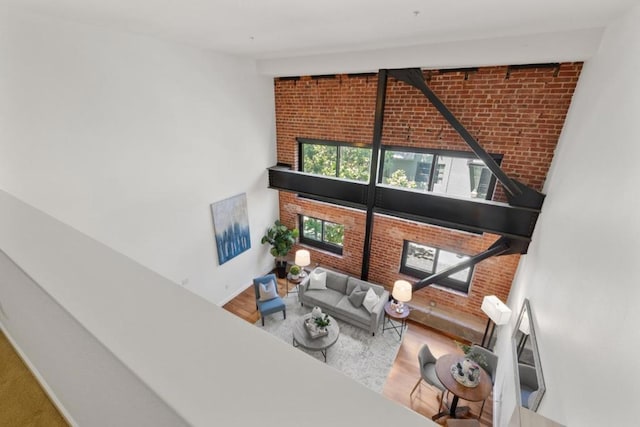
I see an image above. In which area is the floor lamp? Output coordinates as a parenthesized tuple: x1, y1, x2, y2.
(480, 295, 512, 349)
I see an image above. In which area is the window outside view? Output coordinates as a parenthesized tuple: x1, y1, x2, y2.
(300, 215, 344, 254)
(403, 241, 473, 291)
(301, 142, 371, 182)
(381, 150, 493, 199)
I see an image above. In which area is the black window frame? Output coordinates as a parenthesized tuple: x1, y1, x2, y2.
(298, 214, 344, 255)
(399, 240, 474, 294)
(297, 137, 372, 182)
(379, 146, 502, 201)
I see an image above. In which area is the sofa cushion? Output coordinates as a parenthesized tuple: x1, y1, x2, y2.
(346, 277, 370, 295)
(335, 297, 371, 324)
(303, 288, 344, 308)
(308, 271, 327, 290)
(347, 286, 367, 308)
(322, 269, 349, 294)
(362, 288, 380, 313)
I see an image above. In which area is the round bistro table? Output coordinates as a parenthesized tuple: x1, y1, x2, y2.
(431, 354, 492, 421)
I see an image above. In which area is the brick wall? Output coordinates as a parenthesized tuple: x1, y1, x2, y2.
(274, 64, 581, 320)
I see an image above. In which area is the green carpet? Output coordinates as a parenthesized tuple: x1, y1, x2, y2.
(0, 330, 68, 427)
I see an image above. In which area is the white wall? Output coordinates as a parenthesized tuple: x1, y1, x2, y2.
(496, 3, 640, 426)
(0, 248, 189, 427)
(0, 8, 278, 305)
(0, 190, 431, 427)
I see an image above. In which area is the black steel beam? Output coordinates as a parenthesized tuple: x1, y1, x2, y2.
(375, 186, 538, 240)
(268, 166, 368, 206)
(413, 237, 514, 292)
(361, 70, 389, 280)
(387, 68, 545, 210)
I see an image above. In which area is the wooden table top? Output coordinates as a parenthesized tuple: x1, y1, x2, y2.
(435, 354, 492, 402)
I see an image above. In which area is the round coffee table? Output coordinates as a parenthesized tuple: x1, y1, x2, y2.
(292, 313, 340, 362)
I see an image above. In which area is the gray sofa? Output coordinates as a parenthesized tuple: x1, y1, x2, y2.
(298, 267, 389, 335)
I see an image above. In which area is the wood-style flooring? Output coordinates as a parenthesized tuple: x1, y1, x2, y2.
(223, 277, 493, 426)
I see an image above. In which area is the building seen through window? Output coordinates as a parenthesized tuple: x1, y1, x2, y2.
(400, 240, 474, 293)
(381, 149, 496, 200)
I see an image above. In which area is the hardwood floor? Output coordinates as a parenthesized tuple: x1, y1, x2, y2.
(223, 277, 493, 426)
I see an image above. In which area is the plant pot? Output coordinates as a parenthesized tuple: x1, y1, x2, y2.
(275, 260, 287, 278)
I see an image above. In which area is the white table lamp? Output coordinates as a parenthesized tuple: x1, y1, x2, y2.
(392, 280, 412, 313)
(294, 249, 311, 277)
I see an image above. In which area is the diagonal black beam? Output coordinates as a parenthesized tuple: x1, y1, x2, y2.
(413, 236, 518, 292)
(387, 68, 545, 210)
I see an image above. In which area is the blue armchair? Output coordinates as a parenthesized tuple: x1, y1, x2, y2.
(253, 274, 286, 326)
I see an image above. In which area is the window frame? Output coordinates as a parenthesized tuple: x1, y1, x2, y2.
(298, 214, 344, 255)
(297, 137, 372, 182)
(378, 146, 502, 201)
(399, 240, 474, 294)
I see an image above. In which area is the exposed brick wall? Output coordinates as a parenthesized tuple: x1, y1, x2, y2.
(275, 75, 377, 168)
(279, 192, 366, 277)
(382, 65, 582, 201)
(368, 214, 519, 317)
(274, 64, 581, 321)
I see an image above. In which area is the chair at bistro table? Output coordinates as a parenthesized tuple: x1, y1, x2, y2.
(466, 344, 498, 418)
(410, 344, 446, 410)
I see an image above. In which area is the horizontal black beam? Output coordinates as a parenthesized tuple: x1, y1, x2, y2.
(375, 186, 538, 240)
(268, 165, 539, 241)
(268, 166, 368, 206)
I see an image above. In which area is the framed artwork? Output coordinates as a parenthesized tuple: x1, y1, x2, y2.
(210, 193, 251, 265)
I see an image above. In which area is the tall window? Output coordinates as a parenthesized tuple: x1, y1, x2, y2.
(299, 138, 372, 182)
(380, 147, 499, 200)
(299, 215, 344, 255)
(400, 240, 474, 293)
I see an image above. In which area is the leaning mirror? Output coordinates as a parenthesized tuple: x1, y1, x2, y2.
(512, 299, 545, 412)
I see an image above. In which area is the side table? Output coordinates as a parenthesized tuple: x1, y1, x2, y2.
(382, 301, 410, 339)
(286, 273, 304, 297)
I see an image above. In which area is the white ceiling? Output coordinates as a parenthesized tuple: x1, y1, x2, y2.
(4, 0, 636, 59)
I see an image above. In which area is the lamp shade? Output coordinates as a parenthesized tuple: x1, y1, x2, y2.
(294, 249, 311, 268)
(392, 280, 412, 303)
(481, 295, 512, 325)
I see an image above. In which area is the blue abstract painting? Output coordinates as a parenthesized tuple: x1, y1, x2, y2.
(211, 193, 251, 265)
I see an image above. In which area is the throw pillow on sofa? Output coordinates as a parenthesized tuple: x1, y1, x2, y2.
(362, 288, 380, 313)
(308, 271, 327, 290)
(259, 280, 278, 301)
(348, 285, 367, 308)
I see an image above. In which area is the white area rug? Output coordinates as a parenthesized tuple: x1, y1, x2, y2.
(255, 293, 401, 392)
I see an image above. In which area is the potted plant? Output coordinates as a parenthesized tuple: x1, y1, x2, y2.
(261, 220, 299, 278)
(314, 313, 331, 331)
(289, 265, 301, 279)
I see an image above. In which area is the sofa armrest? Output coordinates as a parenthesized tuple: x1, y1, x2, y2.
(369, 290, 390, 333)
(298, 273, 312, 302)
